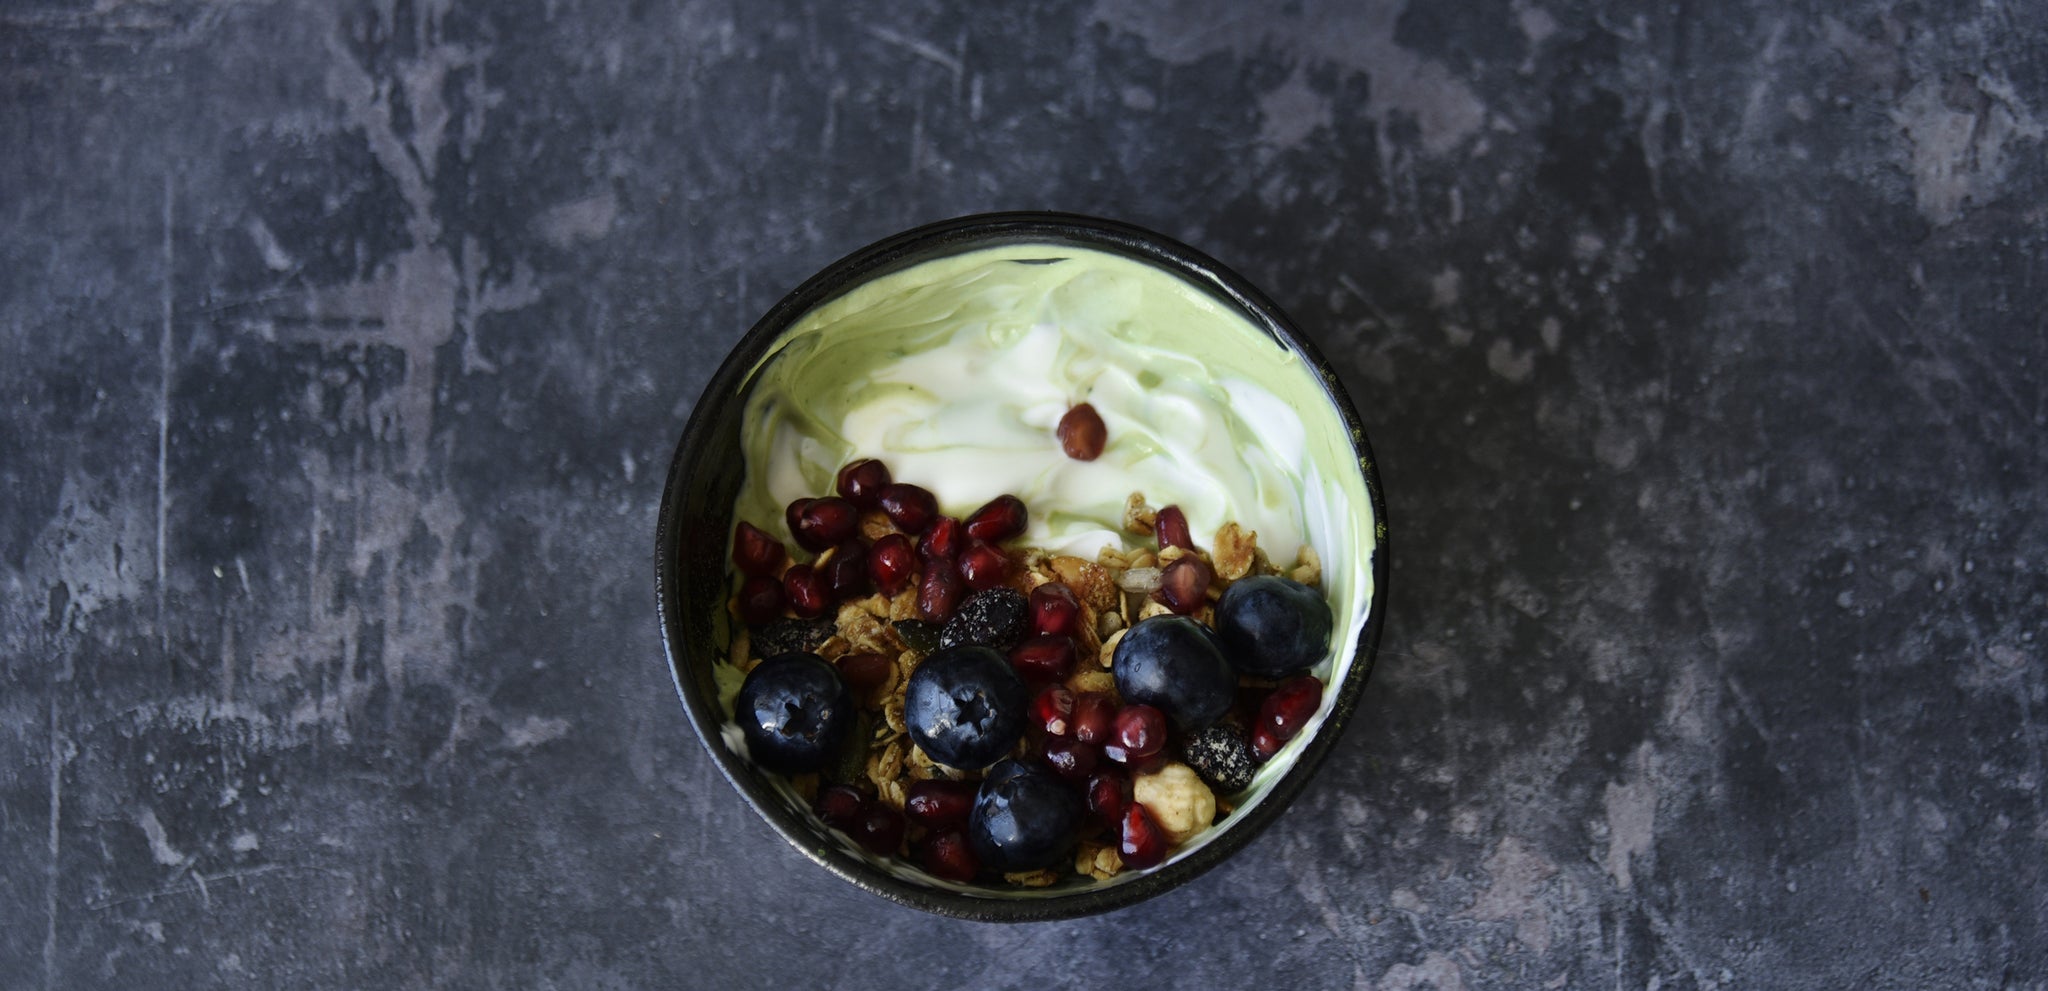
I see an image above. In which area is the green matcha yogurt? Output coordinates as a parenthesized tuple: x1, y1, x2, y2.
(732, 243, 1378, 693)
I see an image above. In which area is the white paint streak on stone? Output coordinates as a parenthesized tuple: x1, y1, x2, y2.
(1092, 0, 1485, 157)
(1373, 950, 1468, 991)
(137, 808, 191, 868)
(505, 715, 573, 748)
(1602, 742, 1657, 890)
(1893, 75, 2045, 227)
(1259, 67, 1332, 149)
(534, 191, 619, 248)
(1463, 835, 1558, 954)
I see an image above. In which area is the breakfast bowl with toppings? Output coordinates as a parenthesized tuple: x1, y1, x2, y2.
(655, 213, 1388, 920)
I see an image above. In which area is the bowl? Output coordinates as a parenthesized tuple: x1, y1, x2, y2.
(655, 212, 1388, 921)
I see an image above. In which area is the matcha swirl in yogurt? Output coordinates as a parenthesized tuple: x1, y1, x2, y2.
(734, 244, 1378, 686)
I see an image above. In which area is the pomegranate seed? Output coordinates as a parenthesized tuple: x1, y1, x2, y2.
(867, 533, 918, 595)
(1259, 675, 1324, 744)
(964, 494, 1028, 543)
(1009, 635, 1077, 683)
(783, 564, 830, 617)
(1156, 556, 1213, 614)
(919, 516, 964, 561)
(1043, 735, 1099, 782)
(1070, 692, 1116, 746)
(1029, 582, 1081, 638)
(1154, 505, 1193, 550)
(1105, 704, 1167, 764)
(814, 784, 867, 831)
(794, 497, 859, 552)
(852, 805, 906, 856)
(785, 497, 814, 542)
(731, 521, 787, 577)
(836, 652, 893, 692)
(878, 483, 938, 533)
(917, 566, 963, 621)
(919, 830, 980, 882)
(1120, 804, 1170, 868)
(1251, 724, 1282, 761)
(737, 576, 785, 625)
(957, 541, 1010, 590)
(835, 459, 892, 511)
(1030, 685, 1076, 736)
(1057, 403, 1108, 461)
(904, 780, 977, 830)
(1086, 767, 1130, 831)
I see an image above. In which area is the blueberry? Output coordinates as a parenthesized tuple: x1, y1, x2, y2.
(968, 758, 1083, 872)
(1214, 576, 1333, 678)
(733, 652, 855, 773)
(1179, 723, 1258, 793)
(939, 587, 1029, 651)
(1112, 616, 1236, 730)
(904, 644, 1027, 769)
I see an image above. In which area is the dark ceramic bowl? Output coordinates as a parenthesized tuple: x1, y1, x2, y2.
(655, 212, 1388, 921)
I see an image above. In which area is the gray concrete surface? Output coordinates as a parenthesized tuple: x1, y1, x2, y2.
(3, 0, 2044, 987)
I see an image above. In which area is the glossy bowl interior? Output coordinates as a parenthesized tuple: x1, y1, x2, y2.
(655, 212, 1388, 921)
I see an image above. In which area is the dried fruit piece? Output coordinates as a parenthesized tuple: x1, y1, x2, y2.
(1178, 723, 1258, 793)
(1057, 403, 1108, 461)
(939, 588, 1030, 652)
(752, 616, 836, 657)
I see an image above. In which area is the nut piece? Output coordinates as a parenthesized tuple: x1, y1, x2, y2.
(1291, 544, 1322, 587)
(1004, 869, 1061, 888)
(1122, 492, 1157, 534)
(1076, 840, 1124, 880)
(1212, 522, 1258, 581)
(1133, 762, 1217, 846)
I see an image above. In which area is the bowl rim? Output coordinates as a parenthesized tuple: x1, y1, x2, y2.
(655, 211, 1389, 922)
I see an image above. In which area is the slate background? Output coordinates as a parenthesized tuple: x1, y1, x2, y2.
(4, 0, 2046, 987)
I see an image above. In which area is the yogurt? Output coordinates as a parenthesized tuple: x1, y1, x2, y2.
(727, 243, 1380, 879)
(733, 244, 1378, 664)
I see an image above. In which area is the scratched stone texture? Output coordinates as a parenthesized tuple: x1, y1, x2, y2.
(3, 0, 2045, 987)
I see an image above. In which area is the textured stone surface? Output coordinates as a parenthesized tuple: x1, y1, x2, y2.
(4, 0, 2046, 987)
